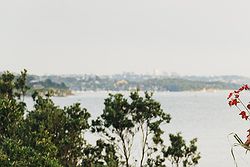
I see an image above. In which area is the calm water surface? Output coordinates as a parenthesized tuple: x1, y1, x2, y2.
(26, 91, 250, 167)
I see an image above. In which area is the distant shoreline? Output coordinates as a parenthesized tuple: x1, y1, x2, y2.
(71, 89, 230, 95)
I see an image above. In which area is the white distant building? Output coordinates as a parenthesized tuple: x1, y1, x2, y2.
(153, 69, 161, 76)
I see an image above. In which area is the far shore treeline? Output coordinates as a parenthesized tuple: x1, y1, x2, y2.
(0, 70, 201, 167)
(22, 72, 243, 93)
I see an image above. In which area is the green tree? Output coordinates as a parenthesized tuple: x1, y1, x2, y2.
(0, 70, 91, 167)
(130, 91, 171, 167)
(82, 139, 119, 167)
(163, 133, 201, 167)
(0, 70, 62, 166)
(23, 94, 91, 167)
(0, 70, 27, 141)
(15, 69, 29, 100)
(92, 93, 133, 167)
(0, 138, 62, 167)
(92, 91, 171, 167)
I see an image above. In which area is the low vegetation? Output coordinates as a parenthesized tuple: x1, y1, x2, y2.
(0, 70, 201, 167)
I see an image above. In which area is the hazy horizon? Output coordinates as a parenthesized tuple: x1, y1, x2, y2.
(2, 69, 249, 78)
(1, 0, 250, 77)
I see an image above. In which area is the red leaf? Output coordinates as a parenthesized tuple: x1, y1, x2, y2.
(234, 90, 240, 94)
(227, 92, 233, 99)
(239, 111, 248, 120)
(244, 84, 250, 90)
(233, 99, 239, 105)
(239, 86, 245, 91)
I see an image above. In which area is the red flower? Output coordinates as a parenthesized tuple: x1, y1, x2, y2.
(239, 111, 249, 120)
(229, 99, 239, 107)
(227, 92, 233, 99)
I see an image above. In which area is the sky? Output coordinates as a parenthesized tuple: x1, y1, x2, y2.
(0, 0, 250, 76)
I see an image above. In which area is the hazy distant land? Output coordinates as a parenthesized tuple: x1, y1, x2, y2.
(25, 73, 248, 93)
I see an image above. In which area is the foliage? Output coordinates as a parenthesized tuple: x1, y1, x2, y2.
(163, 133, 201, 167)
(0, 70, 201, 167)
(0, 138, 62, 167)
(92, 91, 171, 167)
(28, 78, 68, 90)
(27, 77, 71, 97)
(82, 139, 119, 167)
(146, 155, 166, 167)
(22, 94, 91, 167)
(130, 91, 171, 167)
(92, 93, 134, 167)
(0, 70, 27, 141)
(0, 70, 91, 166)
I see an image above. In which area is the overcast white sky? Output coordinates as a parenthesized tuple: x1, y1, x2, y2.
(0, 0, 250, 76)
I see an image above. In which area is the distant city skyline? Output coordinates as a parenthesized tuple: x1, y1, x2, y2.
(1, 0, 250, 77)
